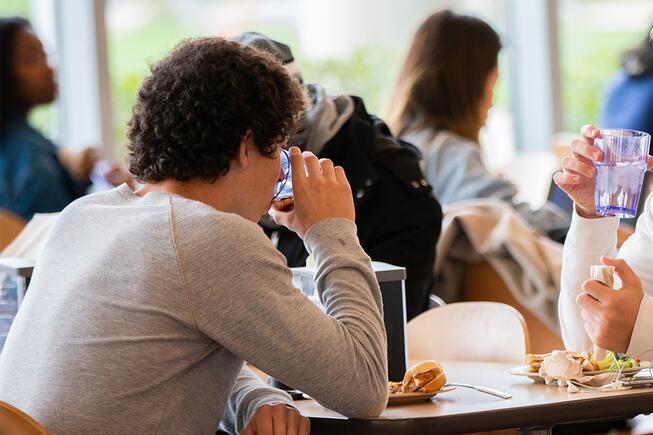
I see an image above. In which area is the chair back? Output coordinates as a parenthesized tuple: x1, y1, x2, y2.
(0, 401, 48, 435)
(407, 301, 530, 364)
(0, 210, 26, 252)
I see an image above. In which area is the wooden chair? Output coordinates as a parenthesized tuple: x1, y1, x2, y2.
(0, 210, 26, 252)
(407, 301, 530, 364)
(0, 401, 48, 435)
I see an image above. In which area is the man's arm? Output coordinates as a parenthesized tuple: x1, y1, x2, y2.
(614, 196, 653, 359)
(559, 210, 618, 351)
(178, 215, 387, 419)
(179, 149, 387, 418)
(556, 124, 653, 357)
(561, 195, 653, 357)
(627, 295, 653, 359)
(219, 366, 300, 435)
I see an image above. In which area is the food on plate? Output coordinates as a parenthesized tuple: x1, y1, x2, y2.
(526, 350, 597, 373)
(517, 350, 645, 394)
(538, 350, 584, 386)
(596, 351, 640, 372)
(400, 360, 447, 393)
(526, 350, 641, 374)
(388, 381, 403, 394)
(388, 360, 448, 395)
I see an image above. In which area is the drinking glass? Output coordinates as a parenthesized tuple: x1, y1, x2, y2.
(272, 149, 293, 201)
(594, 128, 651, 218)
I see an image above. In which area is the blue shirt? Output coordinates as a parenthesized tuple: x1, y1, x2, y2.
(0, 118, 87, 221)
(600, 71, 653, 136)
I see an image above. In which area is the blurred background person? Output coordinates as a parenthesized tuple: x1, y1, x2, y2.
(385, 10, 570, 240)
(0, 17, 129, 222)
(233, 32, 443, 321)
(600, 24, 653, 138)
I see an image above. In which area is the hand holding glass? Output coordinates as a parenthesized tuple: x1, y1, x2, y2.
(593, 129, 651, 218)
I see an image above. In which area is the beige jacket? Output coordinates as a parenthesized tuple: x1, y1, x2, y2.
(435, 199, 563, 332)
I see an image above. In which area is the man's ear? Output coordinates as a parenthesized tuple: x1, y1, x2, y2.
(236, 130, 254, 169)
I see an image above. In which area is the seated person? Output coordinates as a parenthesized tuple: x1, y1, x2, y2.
(0, 37, 388, 434)
(0, 17, 128, 221)
(600, 24, 653, 138)
(233, 32, 443, 320)
(385, 10, 570, 239)
(554, 125, 653, 360)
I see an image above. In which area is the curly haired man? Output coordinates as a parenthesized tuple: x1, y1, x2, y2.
(0, 38, 388, 434)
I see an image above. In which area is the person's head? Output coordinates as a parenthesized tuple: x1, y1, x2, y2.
(0, 17, 56, 130)
(621, 23, 653, 77)
(385, 10, 501, 143)
(126, 37, 306, 220)
(229, 32, 316, 150)
(229, 32, 303, 83)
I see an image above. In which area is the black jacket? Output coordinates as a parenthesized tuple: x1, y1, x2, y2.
(265, 97, 443, 320)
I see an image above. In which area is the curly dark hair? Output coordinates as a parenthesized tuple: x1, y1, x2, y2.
(127, 37, 307, 182)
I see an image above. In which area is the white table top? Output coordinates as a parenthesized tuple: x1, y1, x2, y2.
(293, 360, 653, 434)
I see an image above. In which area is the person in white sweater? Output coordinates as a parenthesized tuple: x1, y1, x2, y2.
(554, 125, 653, 359)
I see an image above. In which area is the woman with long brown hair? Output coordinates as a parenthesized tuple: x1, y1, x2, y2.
(385, 10, 569, 235)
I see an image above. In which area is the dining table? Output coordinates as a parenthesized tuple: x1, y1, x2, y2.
(292, 360, 653, 435)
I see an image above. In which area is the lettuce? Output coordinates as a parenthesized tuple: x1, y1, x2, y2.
(596, 351, 640, 371)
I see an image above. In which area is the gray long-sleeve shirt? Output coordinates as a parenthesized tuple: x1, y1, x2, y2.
(0, 184, 388, 434)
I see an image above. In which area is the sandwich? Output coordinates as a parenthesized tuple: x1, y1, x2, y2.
(400, 360, 447, 393)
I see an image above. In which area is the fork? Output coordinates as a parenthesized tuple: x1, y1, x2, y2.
(445, 383, 512, 399)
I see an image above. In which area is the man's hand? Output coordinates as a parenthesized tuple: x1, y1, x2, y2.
(577, 257, 644, 353)
(553, 125, 653, 218)
(241, 404, 310, 435)
(270, 147, 355, 238)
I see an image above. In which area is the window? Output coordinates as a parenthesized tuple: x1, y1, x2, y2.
(558, 0, 653, 132)
(106, 0, 511, 161)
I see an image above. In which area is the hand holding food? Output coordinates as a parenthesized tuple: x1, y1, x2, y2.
(578, 257, 644, 353)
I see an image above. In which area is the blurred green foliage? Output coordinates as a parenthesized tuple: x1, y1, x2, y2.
(107, 14, 198, 159)
(0, 0, 28, 17)
(299, 45, 400, 117)
(559, 29, 643, 132)
(557, 0, 653, 133)
(2, 0, 650, 155)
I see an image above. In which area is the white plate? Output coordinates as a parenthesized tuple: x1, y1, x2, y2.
(510, 362, 652, 381)
(387, 385, 456, 405)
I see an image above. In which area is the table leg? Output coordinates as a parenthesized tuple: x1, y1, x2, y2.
(517, 428, 552, 435)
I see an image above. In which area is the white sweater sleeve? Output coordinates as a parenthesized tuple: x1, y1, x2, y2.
(559, 210, 618, 351)
(560, 195, 653, 359)
(618, 196, 653, 360)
